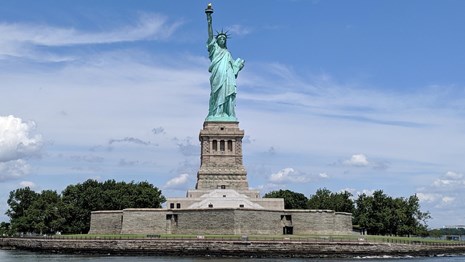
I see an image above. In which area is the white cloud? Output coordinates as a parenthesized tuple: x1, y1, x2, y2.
(319, 172, 329, 178)
(69, 155, 104, 163)
(2, 14, 179, 46)
(226, 24, 252, 36)
(432, 171, 465, 188)
(340, 188, 356, 194)
(442, 196, 455, 204)
(416, 192, 457, 210)
(0, 115, 43, 162)
(152, 127, 165, 135)
(444, 171, 463, 180)
(416, 171, 465, 222)
(250, 183, 284, 195)
(0, 13, 182, 59)
(269, 167, 312, 183)
(175, 137, 200, 157)
(0, 115, 41, 182)
(0, 5, 463, 230)
(0, 159, 31, 181)
(164, 173, 190, 189)
(270, 167, 294, 182)
(109, 137, 154, 146)
(337, 188, 357, 200)
(417, 192, 440, 203)
(19, 180, 36, 189)
(339, 154, 389, 170)
(433, 179, 451, 187)
(118, 159, 140, 167)
(356, 189, 375, 196)
(343, 154, 370, 167)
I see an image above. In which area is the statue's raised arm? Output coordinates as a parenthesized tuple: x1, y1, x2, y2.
(204, 4, 245, 122)
(206, 4, 214, 43)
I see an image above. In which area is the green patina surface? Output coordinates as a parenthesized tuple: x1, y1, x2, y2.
(205, 4, 244, 122)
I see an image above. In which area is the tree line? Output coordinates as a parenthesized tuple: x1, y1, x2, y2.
(428, 227, 465, 238)
(3, 179, 165, 235)
(1, 181, 431, 237)
(264, 188, 430, 237)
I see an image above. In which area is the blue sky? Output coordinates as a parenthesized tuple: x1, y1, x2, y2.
(1, 0, 465, 229)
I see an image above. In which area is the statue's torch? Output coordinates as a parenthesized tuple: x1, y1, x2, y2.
(205, 3, 214, 14)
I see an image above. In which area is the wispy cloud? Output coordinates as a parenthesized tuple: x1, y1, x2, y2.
(164, 173, 190, 190)
(0, 115, 42, 182)
(344, 154, 370, 167)
(152, 127, 165, 135)
(108, 137, 154, 146)
(342, 188, 376, 198)
(1, 14, 180, 46)
(19, 181, 36, 189)
(118, 159, 140, 167)
(226, 24, 252, 36)
(250, 183, 285, 195)
(417, 171, 465, 214)
(0, 13, 182, 60)
(317, 113, 430, 128)
(432, 171, 464, 188)
(0, 5, 464, 229)
(174, 137, 199, 157)
(0, 160, 31, 182)
(268, 167, 320, 184)
(417, 192, 456, 208)
(336, 154, 390, 170)
(241, 62, 465, 136)
(0, 115, 42, 162)
(69, 155, 104, 163)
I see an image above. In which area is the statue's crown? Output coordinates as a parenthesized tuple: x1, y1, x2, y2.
(215, 29, 231, 39)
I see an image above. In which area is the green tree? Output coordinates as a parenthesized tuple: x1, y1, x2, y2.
(354, 191, 388, 235)
(5, 179, 166, 235)
(263, 189, 308, 209)
(6, 187, 39, 234)
(307, 188, 355, 213)
(333, 191, 355, 213)
(307, 188, 332, 210)
(353, 190, 430, 236)
(0, 222, 12, 236)
(61, 179, 166, 233)
(27, 190, 65, 235)
(6, 188, 65, 235)
(401, 195, 430, 236)
(428, 227, 465, 238)
(372, 190, 392, 235)
(353, 192, 373, 232)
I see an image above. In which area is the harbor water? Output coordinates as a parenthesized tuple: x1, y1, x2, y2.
(1, 249, 465, 262)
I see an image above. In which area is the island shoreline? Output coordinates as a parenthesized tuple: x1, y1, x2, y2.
(2, 237, 465, 258)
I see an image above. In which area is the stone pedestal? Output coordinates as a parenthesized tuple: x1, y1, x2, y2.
(165, 120, 284, 211)
(196, 121, 248, 190)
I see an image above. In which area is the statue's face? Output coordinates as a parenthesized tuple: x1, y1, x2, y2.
(216, 35, 226, 48)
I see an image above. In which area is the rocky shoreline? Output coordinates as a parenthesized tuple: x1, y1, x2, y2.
(1, 237, 465, 258)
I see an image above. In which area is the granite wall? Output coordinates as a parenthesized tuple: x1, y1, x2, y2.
(88, 210, 122, 234)
(89, 208, 352, 235)
(120, 209, 168, 234)
(3, 237, 465, 258)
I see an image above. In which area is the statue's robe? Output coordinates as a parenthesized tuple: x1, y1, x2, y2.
(207, 38, 242, 120)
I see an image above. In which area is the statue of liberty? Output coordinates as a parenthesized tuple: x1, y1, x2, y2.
(205, 4, 245, 122)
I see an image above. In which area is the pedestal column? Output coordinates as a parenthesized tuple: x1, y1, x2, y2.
(196, 121, 248, 190)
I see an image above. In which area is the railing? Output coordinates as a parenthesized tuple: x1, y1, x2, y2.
(2, 234, 465, 246)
